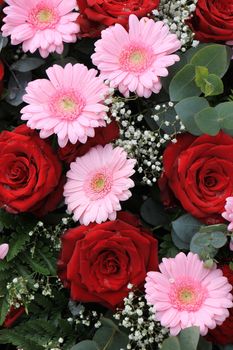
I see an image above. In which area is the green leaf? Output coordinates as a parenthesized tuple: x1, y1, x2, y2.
(140, 198, 170, 227)
(10, 57, 45, 72)
(174, 96, 209, 135)
(204, 74, 224, 96)
(190, 232, 218, 259)
(172, 214, 202, 250)
(195, 66, 209, 89)
(159, 234, 180, 258)
(161, 336, 181, 350)
(195, 66, 223, 96)
(197, 337, 212, 350)
(210, 232, 227, 248)
(93, 318, 128, 350)
(215, 102, 233, 134)
(162, 53, 187, 92)
(179, 327, 200, 350)
(70, 341, 100, 350)
(0, 297, 9, 326)
(194, 107, 220, 135)
(190, 44, 231, 77)
(169, 64, 201, 101)
(6, 71, 32, 106)
(7, 233, 30, 262)
(22, 253, 50, 276)
(161, 327, 200, 350)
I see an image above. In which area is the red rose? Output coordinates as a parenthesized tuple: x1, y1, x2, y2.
(187, 0, 233, 42)
(159, 132, 233, 224)
(58, 212, 158, 308)
(3, 306, 25, 328)
(58, 120, 119, 164)
(207, 264, 233, 344)
(0, 124, 63, 216)
(77, 0, 160, 37)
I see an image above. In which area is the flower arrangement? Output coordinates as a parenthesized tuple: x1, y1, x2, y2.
(0, 0, 232, 350)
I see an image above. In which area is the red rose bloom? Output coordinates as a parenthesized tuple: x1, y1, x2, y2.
(0, 124, 63, 216)
(3, 306, 25, 328)
(58, 212, 158, 309)
(159, 132, 233, 224)
(187, 0, 233, 42)
(58, 120, 119, 164)
(77, 0, 160, 37)
(207, 264, 233, 344)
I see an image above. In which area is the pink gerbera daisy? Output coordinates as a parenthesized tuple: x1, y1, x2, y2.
(222, 197, 233, 231)
(145, 252, 233, 336)
(64, 144, 136, 225)
(1, 0, 79, 58)
(0, 243, 9, 260)
(21, 63, 109, 147)
(91, 14, 181, 98)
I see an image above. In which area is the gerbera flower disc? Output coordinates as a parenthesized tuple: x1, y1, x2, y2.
(145, 252, 233, 336)
(91, 14, 181, 98)
(64, 144, 136, 225)
(21, 63, 109, 147)
(2, 0, 79, 58)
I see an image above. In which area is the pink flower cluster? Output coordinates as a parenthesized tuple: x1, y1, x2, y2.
(2, 0, 79, 57)
(145, 252, 233, 336)
(92, 14, 181, 98)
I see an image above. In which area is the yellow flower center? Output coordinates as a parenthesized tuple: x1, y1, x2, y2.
(179, 288, 195, 304)
(91, 174, 106, 192)
(59, 98, 77, 113)
(129, 50, 145, 65)
(37, 9, 54, 23)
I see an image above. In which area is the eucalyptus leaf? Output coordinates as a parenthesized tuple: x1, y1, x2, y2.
(215, 102, 233, 133)
(161, 327, 200, 350)
(203, 74, 224, 96)
(161, 336, 181, 350)
(195, 66, 209, 90)
(70, 340, 99, 350)
(174, 96, 208, 135)
(171, 229, 190, 250)
(11, 57, 45, 72)
(197, 337, 212, 350)
(172, 214, 202, 249)
(190, 232, 218, 259)
(93, 318, 128, 350)
(140, 198, 170, 227)
(194, 107, 220, 135)
(210, 232, 227, 248)
(169, 64, 201, 101)
(162, 52, 187, 92)
(190, 44, 231, 77)
(6, 71, 32, 106)
(179, 327, 200, 350)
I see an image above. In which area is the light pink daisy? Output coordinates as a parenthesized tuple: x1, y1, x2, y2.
(1, 0, 79, 58)
(145, 252, 233, 336)
(64, 144, 136, 225)
(230, 237, 233, 251)
(222, 197, 233, 231)
(91, 14, 181, 98)
(21, 63, 109, 147)
(0, 243, 9, 260)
